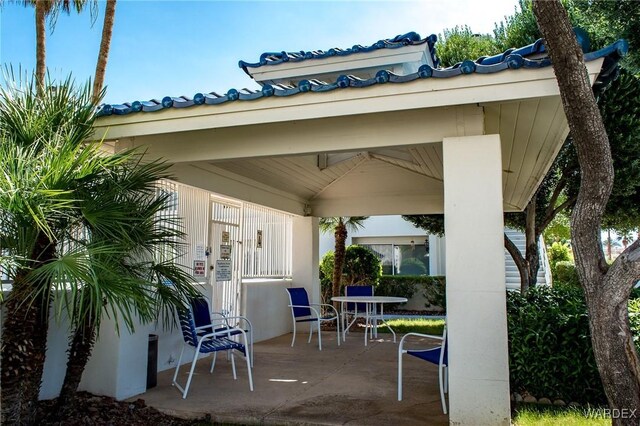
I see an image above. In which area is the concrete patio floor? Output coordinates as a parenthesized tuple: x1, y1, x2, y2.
(139, 330, 448, 425)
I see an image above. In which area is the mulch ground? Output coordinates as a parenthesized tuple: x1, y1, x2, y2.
(38, 392, 210, 425)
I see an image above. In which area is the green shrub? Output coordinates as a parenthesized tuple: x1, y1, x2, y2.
(400, 258, 427, 275)
(376, 275, 446, 311)
(342, 245, 382, 286)
(507, 285, 605, 404)
(548, 241, 572, 272)
(319, 245, 382, 303)
(553, 261, 580, 287)
(630, 297, 640, 354)
(422, 276, 446, 310)
(376, 275, 419, 301)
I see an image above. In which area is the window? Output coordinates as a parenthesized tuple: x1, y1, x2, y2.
(360, 240, 429, 276)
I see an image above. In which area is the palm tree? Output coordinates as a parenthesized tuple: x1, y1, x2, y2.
(0, 76, 198, 423)
(20, 0, 97, 91)
(92, 0, 116, 104)
(319, 217, 368, 303)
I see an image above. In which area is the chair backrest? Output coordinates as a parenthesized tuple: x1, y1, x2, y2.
(286, 287, 312, 318)
(345, 285, 373, 311)
(177, 308, 199, 347)
(190, 297, 213, 334)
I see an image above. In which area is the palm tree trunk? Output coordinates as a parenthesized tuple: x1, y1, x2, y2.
(332, 220, 347, 307)
(57, 311, 97, 413)
(35, 1, 47, 94)
(1, 233, 55, 425)
(92, 0, 117, 104)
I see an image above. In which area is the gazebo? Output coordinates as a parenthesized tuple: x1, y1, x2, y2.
(93, 31, 625, 425)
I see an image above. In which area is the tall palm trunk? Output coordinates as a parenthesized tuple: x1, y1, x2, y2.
(332, 220, 347, 306)
(57, 308, 97, 412)
(92, 0, 117, 104)
(35, 1, 47, 94)
(1, 233, 55, 425)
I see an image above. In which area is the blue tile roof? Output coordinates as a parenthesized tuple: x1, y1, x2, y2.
(237, 31, 439, 75)
(97, 37, 628, 118)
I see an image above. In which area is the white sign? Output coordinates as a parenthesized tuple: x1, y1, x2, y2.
(222, 231, 230, 244)
(256, 230, 263, 249)
(195, 244, 206, 260)
(215, 260, 232, 282)
(220, 244, 232, 259)
(193, 260, 206, 278)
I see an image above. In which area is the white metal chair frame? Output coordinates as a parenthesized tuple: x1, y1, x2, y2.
(341, 286, 376, 341)
(286, 288, 341, 351)
(397, 329, 448, 414)
(210, 312, 254, 366)
(172, 312, 254, 399)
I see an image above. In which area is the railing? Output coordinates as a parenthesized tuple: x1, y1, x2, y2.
(539, 235, 553, 286)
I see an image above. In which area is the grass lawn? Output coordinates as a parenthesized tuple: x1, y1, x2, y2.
(513, 405, 611, 426)
(376, 318, 445, 335)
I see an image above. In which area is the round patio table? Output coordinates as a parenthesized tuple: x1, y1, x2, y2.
(331, 296, 408, 346)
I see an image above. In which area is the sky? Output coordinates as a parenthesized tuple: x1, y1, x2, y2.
(0, 0, 519, 104)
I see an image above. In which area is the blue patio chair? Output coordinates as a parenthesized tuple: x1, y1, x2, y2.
(190, 297, 254, 366)
(285, 287, 340, 351)
(341, 285, 374, 340)
(397, 328, 448, 414)
(172, 305, 253, 398)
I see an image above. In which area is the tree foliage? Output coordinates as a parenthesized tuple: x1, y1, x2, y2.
(0, 75, 198, 423)
(435, 26, 500, 67)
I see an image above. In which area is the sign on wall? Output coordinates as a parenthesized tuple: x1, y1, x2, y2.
(195, 243, 206, 260)
(193, 260, 206, 278)
(256, 230, 263, 249)
(222, 231, 230, 244)
(215, 260, 232, 282)
(220, 244, 232, 259)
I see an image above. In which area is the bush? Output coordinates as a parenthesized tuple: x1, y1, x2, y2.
(342, 245, 382, 286)
(376, 276, 418, 299)
(630, 298, 640, 354)
(548, 242, 572, 272)
(376, 275, 446, 311)
(553, 261, 580, 287)
(422, 276, 446, 310)
(319, 245, 382, 303)
(400, 258, 428, 275)
(507, 285, 605, 404)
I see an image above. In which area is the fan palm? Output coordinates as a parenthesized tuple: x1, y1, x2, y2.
(0, 74, 198, 423)
(319, 217, 368, 304)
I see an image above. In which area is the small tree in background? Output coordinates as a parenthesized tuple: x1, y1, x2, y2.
(319, 217, 368, 304)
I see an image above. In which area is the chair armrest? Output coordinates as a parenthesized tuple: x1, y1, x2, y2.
(210, 312, 253, 331)
(399, 332, 444, 351)
(310, 303, 339, 318)
(197, 325, 245, 340)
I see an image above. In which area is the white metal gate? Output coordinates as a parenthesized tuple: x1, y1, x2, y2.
(208, 197, 243, 318)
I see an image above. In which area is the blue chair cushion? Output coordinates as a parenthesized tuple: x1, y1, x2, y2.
(407, 347, 447, 365)
(199, 336, 246, 356)
(287, 287, 312, 317)
(345, 285, 373, 311)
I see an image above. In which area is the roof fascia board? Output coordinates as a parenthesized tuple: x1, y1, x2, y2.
(115, 105, 483, 163)
(248, 44, 429, 81)
(94, 59, 603, 141)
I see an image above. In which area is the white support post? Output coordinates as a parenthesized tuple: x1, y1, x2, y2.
(291, 216, 320, 304)
(442, 134, 510, 425)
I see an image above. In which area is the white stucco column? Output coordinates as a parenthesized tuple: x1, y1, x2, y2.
(442, 134, 510, 425)
(292, 216, 320, 303)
